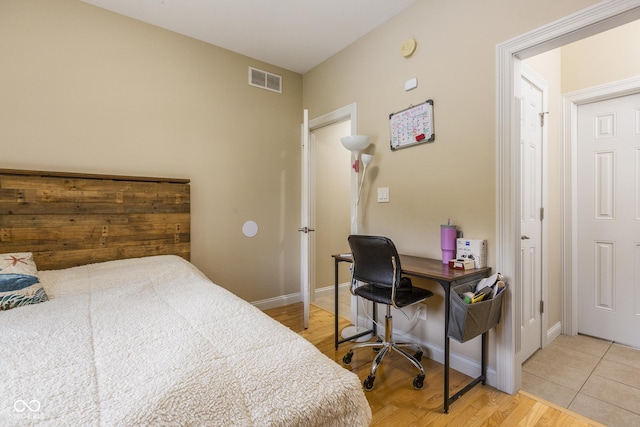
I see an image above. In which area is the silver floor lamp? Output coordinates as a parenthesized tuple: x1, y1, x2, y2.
(339, 135, 374, 342)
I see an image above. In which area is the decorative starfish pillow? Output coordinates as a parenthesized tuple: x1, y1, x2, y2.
(0, 252, 49, 311)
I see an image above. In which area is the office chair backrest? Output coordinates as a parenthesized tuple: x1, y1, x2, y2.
(348, 235, 402, 289)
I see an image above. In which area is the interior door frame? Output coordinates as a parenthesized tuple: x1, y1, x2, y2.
(496, 0, 640, 394)
(304, 103, 359, 325)
(562, 75, 640, 336)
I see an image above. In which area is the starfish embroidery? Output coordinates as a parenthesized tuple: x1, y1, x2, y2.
(4, 255, 28, 266)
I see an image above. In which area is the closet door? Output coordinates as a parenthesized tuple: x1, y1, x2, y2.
(577, 92, 640, 347)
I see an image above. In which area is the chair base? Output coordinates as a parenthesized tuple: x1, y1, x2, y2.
(342, 306, 426, 391)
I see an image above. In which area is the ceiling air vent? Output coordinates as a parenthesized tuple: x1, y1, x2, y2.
(249, 67, 282, 93)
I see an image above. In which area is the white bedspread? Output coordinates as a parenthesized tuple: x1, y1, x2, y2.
(0, 255, 371, 426)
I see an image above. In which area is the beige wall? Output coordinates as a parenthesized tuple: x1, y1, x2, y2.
(303, 0, 602, 358)
(562, 19, 640, 93)
(0, 0, 303, 302)
(305, 0, 601, 258)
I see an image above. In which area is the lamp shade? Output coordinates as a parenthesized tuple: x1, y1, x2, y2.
(361, 153, 374, 167)
(340, 135, 371, 153)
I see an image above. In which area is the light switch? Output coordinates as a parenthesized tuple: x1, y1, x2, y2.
(377, 187, 390, 203)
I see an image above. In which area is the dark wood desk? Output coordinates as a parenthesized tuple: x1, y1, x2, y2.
(332, 253, 491, 413)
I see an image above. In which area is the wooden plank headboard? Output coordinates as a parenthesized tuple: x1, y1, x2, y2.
(0, 169, 190, 270)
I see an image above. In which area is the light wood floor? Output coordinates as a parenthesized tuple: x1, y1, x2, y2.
(264, 303, 606, 427)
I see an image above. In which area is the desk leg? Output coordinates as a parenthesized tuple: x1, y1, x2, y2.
(334, 258, 340, 350)
(482, 332, 487, 384)
(443, 283, 451, 414)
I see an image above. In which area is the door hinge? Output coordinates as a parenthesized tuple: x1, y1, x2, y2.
(540, 300, 544, 314)
(539, 111, 549, 127)
(540, 207, 544, 221)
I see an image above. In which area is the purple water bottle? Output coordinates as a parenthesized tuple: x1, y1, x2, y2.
(441, 222, 457, 264)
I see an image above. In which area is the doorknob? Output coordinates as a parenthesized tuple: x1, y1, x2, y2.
(521, 235, 530, 240)
(297, 227, 315, 233)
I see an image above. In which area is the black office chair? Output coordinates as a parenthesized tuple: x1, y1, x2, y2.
(342, 235, 434, 391)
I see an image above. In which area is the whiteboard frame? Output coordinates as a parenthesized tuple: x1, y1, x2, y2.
(389, 99, 435, 150)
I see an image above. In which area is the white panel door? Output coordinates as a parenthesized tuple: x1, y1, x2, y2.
(300, 109, 311, 329)
(577, 92, 640, 347)
(519, 65, 545, 361)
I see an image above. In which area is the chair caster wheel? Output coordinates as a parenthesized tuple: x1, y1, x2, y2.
(363, 375, 375, 391)
(413, 351, 423, 362)
(342, 351, 353, 365)
(413, 374, 425, 390)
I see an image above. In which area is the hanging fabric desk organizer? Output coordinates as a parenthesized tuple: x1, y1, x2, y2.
(448, 278, 507, 343)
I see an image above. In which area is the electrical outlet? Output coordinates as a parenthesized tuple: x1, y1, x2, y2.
(417, 305, 427, 320)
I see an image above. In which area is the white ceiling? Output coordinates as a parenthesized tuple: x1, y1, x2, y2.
(82, 0, 417, 74)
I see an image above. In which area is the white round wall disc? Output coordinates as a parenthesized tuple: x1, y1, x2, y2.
(242, 221, 259, 238)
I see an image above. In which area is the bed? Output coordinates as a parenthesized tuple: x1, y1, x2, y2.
(0, 170, 371, 426)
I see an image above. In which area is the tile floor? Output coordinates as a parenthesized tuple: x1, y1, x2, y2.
(521, 334, 640, 427)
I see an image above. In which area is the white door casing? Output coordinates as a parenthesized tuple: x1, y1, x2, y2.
(576, 92, 640, 348)
(301, 103, 359, 327)
(518, 63, 546, 363)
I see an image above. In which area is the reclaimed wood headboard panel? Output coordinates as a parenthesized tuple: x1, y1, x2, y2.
(0, 169, 190, 270)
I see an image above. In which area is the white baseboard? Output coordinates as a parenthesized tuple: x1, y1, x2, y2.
(315, 282, 350, 297)
(546, 321, 562, 344)
(251, 292, 301, 310)
(252, 284, 350, 311)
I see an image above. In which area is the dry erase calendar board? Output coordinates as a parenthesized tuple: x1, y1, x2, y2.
(389, 99, 434, 150)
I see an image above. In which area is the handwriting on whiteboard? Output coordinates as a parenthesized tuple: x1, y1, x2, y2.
(389, 100, 434, 150)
